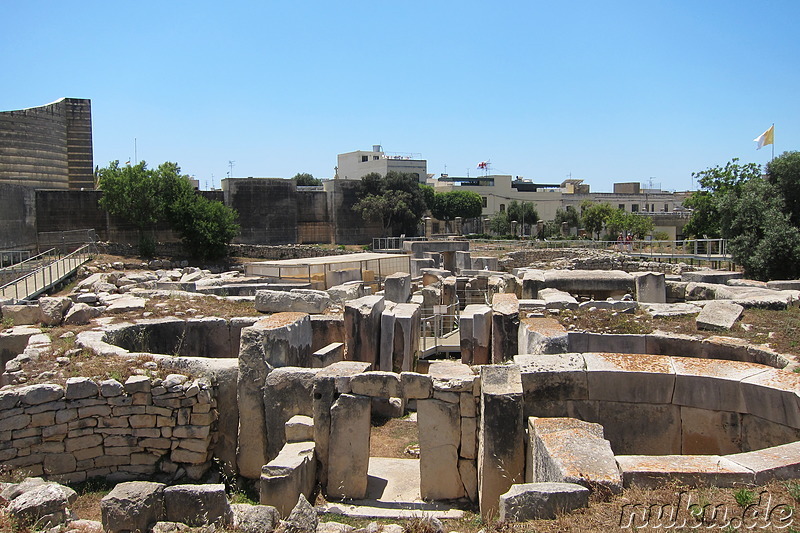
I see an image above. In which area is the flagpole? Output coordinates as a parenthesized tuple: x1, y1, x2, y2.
(771, 123, 774, 161)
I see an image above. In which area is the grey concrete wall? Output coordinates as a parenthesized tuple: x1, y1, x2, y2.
(223, 178, 298, 245)
(0, 184, 37, 250)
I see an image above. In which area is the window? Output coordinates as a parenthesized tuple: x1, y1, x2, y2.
(664, 203, 669, 212)
(618, 204, 625, 210)
(631, 204, 639, 212)
(361, 155, 368, 162)
(651, 204, 655, 213)
(373, 156, 379, 160)
(481, 197, 487, 208)
(499, 204, 506, 212)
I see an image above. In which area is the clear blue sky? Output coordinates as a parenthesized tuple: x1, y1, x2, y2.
(3, 1, 798, 192)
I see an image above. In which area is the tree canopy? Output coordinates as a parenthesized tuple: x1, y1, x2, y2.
(581, 201, 616, 239)
(291, 172, 322, 186)
(352, 172, 429, 236)
(431, 190, 483, 221)
(97, 160, 239, 259)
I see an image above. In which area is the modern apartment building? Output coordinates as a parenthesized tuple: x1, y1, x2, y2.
(336, 145, 427, 183)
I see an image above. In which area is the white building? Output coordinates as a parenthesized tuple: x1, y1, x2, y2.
(336, 145, 427, 183)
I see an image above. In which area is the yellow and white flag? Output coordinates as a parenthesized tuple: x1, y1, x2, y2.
(753, 125, 774, 149)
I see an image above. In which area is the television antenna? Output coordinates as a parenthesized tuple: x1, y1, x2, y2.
(228, 160, 235, 178)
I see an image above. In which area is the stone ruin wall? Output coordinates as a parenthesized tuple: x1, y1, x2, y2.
(0, 375, 218, 485)
(503, 248, 697, 274)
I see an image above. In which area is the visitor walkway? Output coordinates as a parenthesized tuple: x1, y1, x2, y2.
(0, 244, 92, 301)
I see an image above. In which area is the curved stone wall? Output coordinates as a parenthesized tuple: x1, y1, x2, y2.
(0, 98, 93, 190)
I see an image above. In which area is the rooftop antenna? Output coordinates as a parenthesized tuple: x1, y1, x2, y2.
(228, 160, 235, 179)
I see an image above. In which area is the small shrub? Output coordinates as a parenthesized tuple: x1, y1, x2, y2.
(734, 487, 755, 507)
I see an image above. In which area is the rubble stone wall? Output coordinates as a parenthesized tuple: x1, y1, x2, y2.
(0, 376, 218, 485)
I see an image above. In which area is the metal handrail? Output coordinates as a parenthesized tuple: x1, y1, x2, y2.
(0, 244, 92, 301)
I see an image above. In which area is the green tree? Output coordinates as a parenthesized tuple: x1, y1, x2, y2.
(581, 202, 616, 239)
(431, 190, 483, 222)
(97, 160, 239, 259)
(765, 151, 800, 226)
(554, 206, 580, 232)
(488, 211, 511, 235)
(352, 172, 429, 236)
(505, 200, 538, 226)
(683, 158, 761, 238)
(605, 209, 655, 239)
(291, 172, 322, 186)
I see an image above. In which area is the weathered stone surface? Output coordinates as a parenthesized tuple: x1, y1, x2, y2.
(518, 317, 568, 355)
(260, 441, 316, 517)
(384, 272, 411, 303)
(682, 270, 743, 284)
(164, 484, 232, 527)
(344, 295, 385, 366)
(65, 377, 99, 400)
(106, 296, 146, 313)
(379, 303, 420, 373)
(577, 299, 637, 313)
(632, 272, 666, 303)
(8, 483, 70, 529)
(327, 394, 371, 499)
(491, 293, 519, 363)
(101, 481, 165, 533)
(680, 406, 742, 455)
(400, 372, 432, 399)
(63, 303, 102, 325)
(19, 383, 64, 405)
(459, 304, 491, 365)
(255, 290, 331, 314)
(38, 296, 72, 326)
(514, 353, 588, 404)
(499, 482, 589, 522)
(285, 415, 314, 443)
(460, 416, 477, 459)
(350, 371, 402, 398)
(458, 459, 478, 502)
(478, 365, 525, 518)
(231, 503, 280, 533)
(521, 270, 546, 299)
(696, 301, 744, 331)
(739, 369, 800, 428)
(640, 302, 701, 318)
(538, 288, 578, 310)
(671, 357, 766, 413)
(417, 399, 463, 500)
(282, 494, 318, 533)
(616, 455, 755, 488)
(584, 352, 675, 404)
(544, 269, 634, 298)
(428, 360, 477, 392)
(726, 441, 800, 484)
(527, 417, 622, 494)
(1, 304, 40, 325)
(327, 281, 365, 304)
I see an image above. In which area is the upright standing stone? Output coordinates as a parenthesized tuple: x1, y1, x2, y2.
(634, 272, 666, 303)
(455, 251, 472, 273)
(521, 270, 546, 299)
(384, 272, 411, 303)
(479, 365, 524, 518)
(460, 304, 492, 365)
(237, 313, 311, 479)
(379, 303, 421, 372)
(327, 394, 371, 499)
(491, 294, 519, 363)
(344, 296, 385, 366)
(418, 399, 464, 500)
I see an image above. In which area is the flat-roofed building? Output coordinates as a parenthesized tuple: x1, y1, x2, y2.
(337, 145, 427, 183)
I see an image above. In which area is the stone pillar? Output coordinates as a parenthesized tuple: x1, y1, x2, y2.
(237, 313, 311, 479)
(454, 217, 463, 235)
(424, 216, 432, 238)
(460, 304, 492, 365)
(518, 317, 569, 355)
(327, 394, 371, 499)
(418, 398, 464, 500)
(455, 251, 472, 273)
(478, 365, 524, 518)
(379, 303, 421, 373)
(536, 220, 544, 238)
(410, 258, 435, 277)
(491, 293, 519, 363)
(384, 272, 411, 303)
(510, 220, 518, 236)
(344, 295, 385, 367)
(442, 276, 457, 331)
(521, 270, 545, 299)
(634, 272, 666, 303)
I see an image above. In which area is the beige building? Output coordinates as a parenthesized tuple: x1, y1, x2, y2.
(433, 175, 692, 239)
(336, 145, 427, 183)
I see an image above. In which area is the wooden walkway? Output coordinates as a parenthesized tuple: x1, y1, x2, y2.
(0, 245, 92, 301)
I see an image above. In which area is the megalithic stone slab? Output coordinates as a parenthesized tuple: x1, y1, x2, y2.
(384, 272, 411, 303)
(327, 394, 371, 499)
(478, 365, 524, 518)
(344, 295, 385, 367)
(696, 301, 744, 331)
(418, 398, 464, 500)
(460, 304, 491, 365)
(379, 303, 421, 372)
(633, 272, 666, 303)
(491, 294, 519, 363)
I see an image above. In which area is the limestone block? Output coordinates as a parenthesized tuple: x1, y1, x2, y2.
(311, 342, 344, 368)
(327, 394, 371, 499)
(527, 417, 622, 494)
(164, 484, 232, 527)
(106, 296, 146, 314)
(518, 317, 568, 355)
(632, 272, 666, 303)
(1, 304, 40, 325)
(681, 270, 743, 284)
(665, 280, 688, 302)
(38, 296, 72, 326)
(460, 416, 477, 459)
(417, 399, 463, 500)
(384, 272, 411, 303)
(584, 352, 675, 404)
(543, 269, 634, 298)
(671, 357, 767, 413)
(282, 494, 318, 533)
(350, 371, 402, 398)
(460, 392, 476, 417)
(259, 441, 316, 517)
(124, 376, 151, 394)
(231, 504, 281, 533)
(400, 372, 432, 399)
(65, 377, 99, 400)
(327, 281, 365, 304)
(237, 313, 311, 479)
(8, 483, 71, 529)
(459, 304, 491, 365)
(99, 379, 124, 397)
(680, 406, 742, 455)
(429, 360, 477, 392)
(491, 293, 519, 363)
(645, 331, 704, 357)
(263, 367, 319, 461)
(410, 258, 435, 277)
(514, 353, 588, 405)
(696, 301, 744, 331)
(285, 415, 314, 443)
(641, 302, 701, 318)
(478, 365, 524, 518)
(740, 369, 800, 428)
(499, 482, 589, 522)
(344, 295, 385, 366)
(379, 303, 420, 372)
(726, 441, 800, 484)
(63, 303, 102, 325)
(616, 455, 754, 488)
(521, 270, 546, 299)
(538, 288, 578, 310)
(584, 333, 647, 354)
(459, 459, 478, 502)
(101, 481, 165, 533)
(592, 401, 681, 455)
(19, 384, 64, 405)
(578, 299, 637, 313)
(254, 289, 331, 314)
(740, 414, 800, 451)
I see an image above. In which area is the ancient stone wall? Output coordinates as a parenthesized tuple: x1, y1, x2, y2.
(0, 183, 37, 250)
(0, 375, 218, 485)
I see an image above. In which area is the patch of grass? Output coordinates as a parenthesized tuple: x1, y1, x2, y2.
(734, 487, 756, 507)
(229, 492, 258, 505)
(786, 480, 800, 502)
